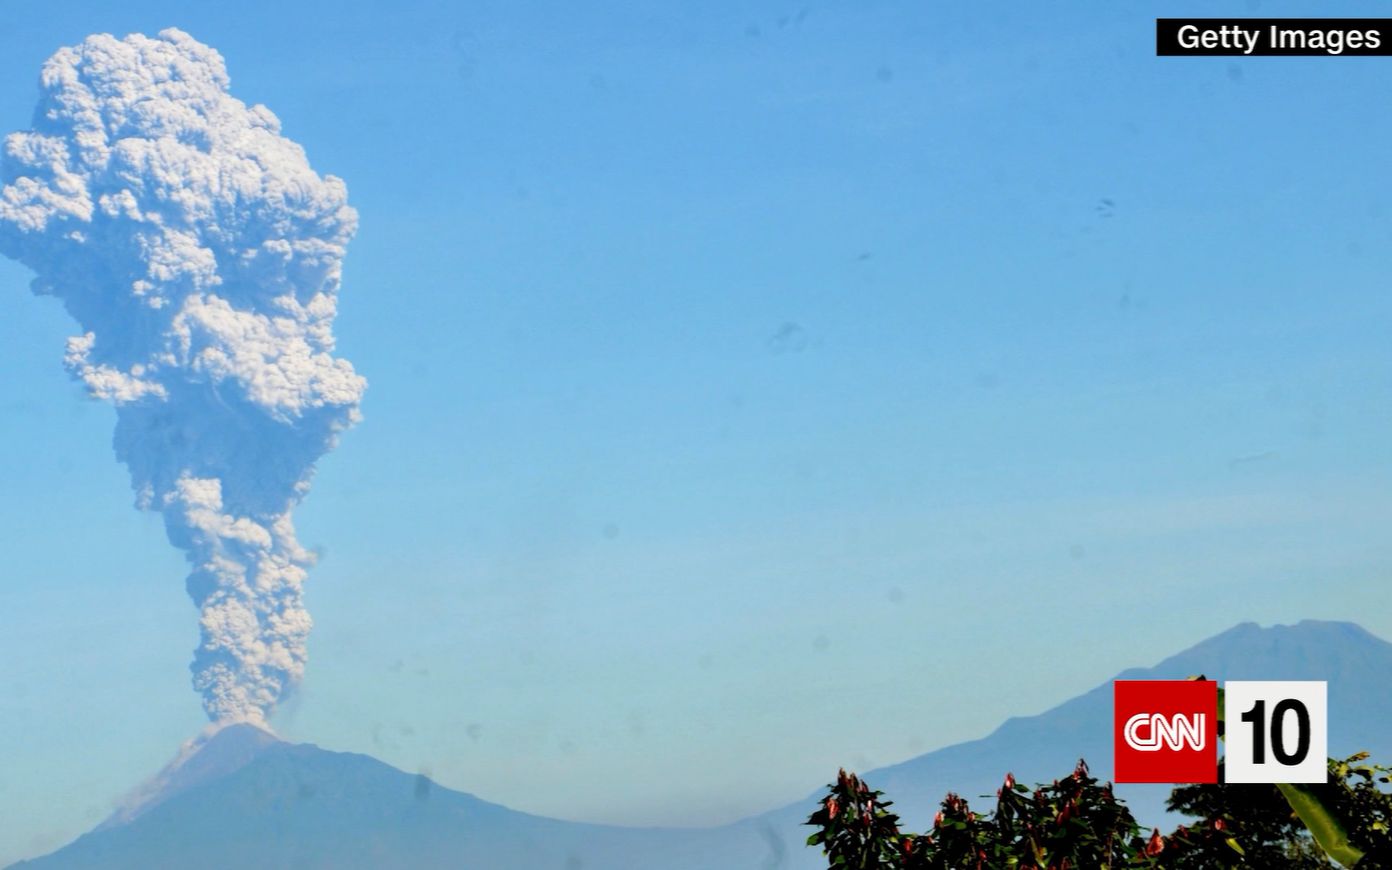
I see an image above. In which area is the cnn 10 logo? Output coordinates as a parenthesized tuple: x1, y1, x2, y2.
(1113, 680, 1327, 784)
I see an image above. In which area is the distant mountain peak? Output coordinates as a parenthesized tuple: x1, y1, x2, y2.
(1153, 619, 1392, 677)
(98, 721, 283, 831)
(1217, 618, 1372, 635)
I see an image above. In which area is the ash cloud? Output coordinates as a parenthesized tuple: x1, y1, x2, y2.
(0, 29, 364, 725)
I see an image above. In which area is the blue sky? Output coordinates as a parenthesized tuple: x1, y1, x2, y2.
(3, 0, 1392, 863)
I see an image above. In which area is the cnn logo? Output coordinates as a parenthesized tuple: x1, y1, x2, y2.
(1113, 680, 1217, 783)
(1123, 712, 1206, 752)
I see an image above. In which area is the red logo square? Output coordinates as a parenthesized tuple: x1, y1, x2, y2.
(1114, 680, 1218, 783)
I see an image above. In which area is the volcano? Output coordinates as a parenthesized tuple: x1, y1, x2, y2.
(10, 725, 777, 870)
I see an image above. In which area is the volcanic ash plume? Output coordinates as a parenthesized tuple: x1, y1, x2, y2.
(0, 29, 364, 726)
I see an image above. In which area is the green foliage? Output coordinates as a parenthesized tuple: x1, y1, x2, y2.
(1163, 761, 1328, 867)
(806, 761, 1164, 868)
(1292, 754, 1392, 867)
(805, 768, 907, 867)
(806, 754, 1392, 869)
(1279, 783, 1359, 867)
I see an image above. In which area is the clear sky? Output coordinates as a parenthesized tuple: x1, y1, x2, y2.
(3, 0, 1392, 864)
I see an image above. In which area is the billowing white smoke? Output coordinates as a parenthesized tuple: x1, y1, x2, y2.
(0, 29, 364, 726)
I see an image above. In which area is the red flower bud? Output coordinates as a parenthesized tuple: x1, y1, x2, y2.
(1145, 829, 1165, 856)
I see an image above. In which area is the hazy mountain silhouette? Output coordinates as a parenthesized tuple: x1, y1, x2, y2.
(14, 620, 1390, 869)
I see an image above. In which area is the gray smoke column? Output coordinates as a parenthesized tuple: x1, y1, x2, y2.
(0, 29, 364, 725)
